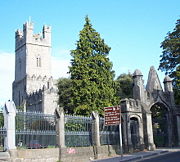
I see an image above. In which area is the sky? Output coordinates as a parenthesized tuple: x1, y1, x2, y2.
(0, 0, 179, 106)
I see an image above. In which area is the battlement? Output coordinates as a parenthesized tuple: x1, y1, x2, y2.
(121, 98, 141, 112)
(15, 21, 51, 50)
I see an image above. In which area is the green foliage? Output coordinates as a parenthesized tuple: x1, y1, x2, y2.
(159, 19, 180, 104)
(47, 145, 56, 148)
(65, 122, 85, 131)
(174, 88, 180, 104)
(154, 136, 165, 147)
(0, 113, 4, 127)
(16, 105, 24, 111)
(57, 78, 73, 113)
(151, 104, 168, 146)
(115, 73, 133, 99)
(69, 16, 117, 116)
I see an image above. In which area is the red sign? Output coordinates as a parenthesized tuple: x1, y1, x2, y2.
(104, 106, 121, 126)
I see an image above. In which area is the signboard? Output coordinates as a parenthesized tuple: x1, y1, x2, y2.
(104, 106, 121, 126)
(104, 105, 123, 158)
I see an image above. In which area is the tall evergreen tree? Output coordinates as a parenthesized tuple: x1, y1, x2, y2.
(159, 19, 180, 104)
(69, 16, 117, 116)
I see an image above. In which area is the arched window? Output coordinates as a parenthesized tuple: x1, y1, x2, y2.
(36, 56, 41, 67)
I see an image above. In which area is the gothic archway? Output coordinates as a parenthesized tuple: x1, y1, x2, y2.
(130, 117, 140, 149)
(151, 102, 169, 147)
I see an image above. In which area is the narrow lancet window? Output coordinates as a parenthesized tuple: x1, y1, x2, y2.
(36, 56, 41, 67)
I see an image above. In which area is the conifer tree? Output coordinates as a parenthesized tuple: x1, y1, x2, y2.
(69, 16, 117, 115)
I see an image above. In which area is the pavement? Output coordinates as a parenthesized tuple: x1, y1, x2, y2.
(92, 148, 180, 162)
(0, 147, 180, 162)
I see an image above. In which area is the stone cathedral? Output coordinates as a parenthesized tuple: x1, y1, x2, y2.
(12, 21, 58, 114)
(12, 21, 180, 150)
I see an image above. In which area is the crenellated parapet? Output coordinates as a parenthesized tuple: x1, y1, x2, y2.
(15, 21, 51, 51)
(120, 98, 141, 113)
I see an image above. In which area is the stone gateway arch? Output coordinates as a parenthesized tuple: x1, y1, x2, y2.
(120, 66, 180, 152)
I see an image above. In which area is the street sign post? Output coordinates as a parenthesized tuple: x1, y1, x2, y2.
(104, 106, 120, 126)
(104, 106, 123, 159)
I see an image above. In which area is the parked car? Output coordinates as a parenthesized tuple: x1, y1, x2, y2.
(27, 140, 42, 149)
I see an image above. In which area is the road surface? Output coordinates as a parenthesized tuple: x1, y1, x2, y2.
(139, 151, 180, 162)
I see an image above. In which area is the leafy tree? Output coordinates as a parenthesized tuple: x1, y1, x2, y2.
(0, 113, 4, 127)
(69, 16, 117, 116)
(57, 78, 73, 114)
(159, 19, 180, 104)
(151, 104, 168, 146)
(115, 73, 133, 99)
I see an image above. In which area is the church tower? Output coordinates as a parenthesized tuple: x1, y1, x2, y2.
(12, 21, 52, 108)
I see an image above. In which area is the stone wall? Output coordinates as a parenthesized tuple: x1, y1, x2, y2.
(9, 146, 120, 162)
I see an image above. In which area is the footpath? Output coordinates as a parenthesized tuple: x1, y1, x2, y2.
(92, 148, 180, 162)
(0, 148, 180, 162)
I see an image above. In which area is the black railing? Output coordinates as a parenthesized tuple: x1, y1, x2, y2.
(15, 111, 56, 148)
(99, 118, 119, 145)
(65, 114, 92, 147)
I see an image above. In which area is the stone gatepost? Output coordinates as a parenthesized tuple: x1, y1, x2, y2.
(55, 108, 65, 148)
(176, 115, 180, 146)
(138, 120, 145, 150)
(127, 119, 133, 152)
(146, 113, 156, 150)
(92, 111, 100, 146)
(3, 100, 16, 150)
(55, 107, 65, 162)
(122, 115, 128, 153)
(92, 111, 100, 159)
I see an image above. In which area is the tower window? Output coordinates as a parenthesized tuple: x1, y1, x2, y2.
(36, 56, 41, 67)
(18, 58, 21, 70)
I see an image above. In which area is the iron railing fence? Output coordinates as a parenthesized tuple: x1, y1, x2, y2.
(99, 118, 119, 145)
(16, 111, 56, 131)
(15, 111, 121, 148)
(16, 130, 56, 148)
(65, 114, 92, 147)
(15, 111, 56, 148)
(0, 127, 6, 151)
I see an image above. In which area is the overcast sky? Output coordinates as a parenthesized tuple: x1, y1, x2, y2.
(0, 0, 179, 106)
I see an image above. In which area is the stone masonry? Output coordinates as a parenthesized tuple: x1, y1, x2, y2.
(12, 21, 58, 114)
(120, 66, 180, 152)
